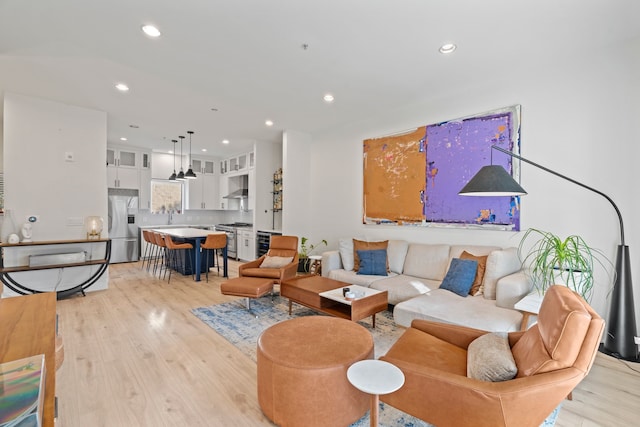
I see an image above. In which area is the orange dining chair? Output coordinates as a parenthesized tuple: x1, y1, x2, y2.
(200, 233, 227, 282)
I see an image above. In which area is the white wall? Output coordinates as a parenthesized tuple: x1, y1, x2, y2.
(2, 93, 108, 294)
(295, 39, 639, 327)
(254, 139, 283, 231)
(282, 130, 311, 236)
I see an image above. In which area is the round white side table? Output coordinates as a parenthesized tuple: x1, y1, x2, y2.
(347, 359, 405, 427)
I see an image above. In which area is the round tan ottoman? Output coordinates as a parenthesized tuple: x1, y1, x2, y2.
(257, 316, 373, 427)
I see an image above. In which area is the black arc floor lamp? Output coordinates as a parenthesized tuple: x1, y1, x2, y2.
(459, 145, 639, 362)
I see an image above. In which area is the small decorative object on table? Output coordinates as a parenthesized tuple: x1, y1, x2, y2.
(85, 216, 104, 240)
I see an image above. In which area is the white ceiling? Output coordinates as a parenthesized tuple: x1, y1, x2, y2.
(1, 0, 639, 157)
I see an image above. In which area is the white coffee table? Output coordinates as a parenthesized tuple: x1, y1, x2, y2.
(347, 359, 405, 427)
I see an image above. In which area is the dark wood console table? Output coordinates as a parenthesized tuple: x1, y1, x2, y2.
(0, 238, 111, 298)
(0, 292, 57, 427)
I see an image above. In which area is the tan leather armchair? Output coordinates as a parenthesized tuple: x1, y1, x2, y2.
(238, 235, 299, 284)
(380, 285, 605, 427)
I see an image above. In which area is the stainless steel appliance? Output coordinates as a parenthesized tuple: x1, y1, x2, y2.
(256, 230, 282, 257)
(214, 222, 252, 260)
(108, 190, 139, 263)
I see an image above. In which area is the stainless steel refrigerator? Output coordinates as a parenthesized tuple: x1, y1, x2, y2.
(108, 190, 139, 263)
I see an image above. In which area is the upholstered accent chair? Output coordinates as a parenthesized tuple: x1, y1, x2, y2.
(239, 235, 299, 284)
(380, 285, 605, 427)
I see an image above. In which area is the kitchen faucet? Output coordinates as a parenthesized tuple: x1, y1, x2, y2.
(168, 210, 173, 225)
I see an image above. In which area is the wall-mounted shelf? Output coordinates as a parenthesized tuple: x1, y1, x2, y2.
(0, 238, 111, 298)
(272, 168, 283, 229)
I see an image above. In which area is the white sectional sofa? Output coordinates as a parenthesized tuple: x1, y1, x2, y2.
(322, 239, 533, 332)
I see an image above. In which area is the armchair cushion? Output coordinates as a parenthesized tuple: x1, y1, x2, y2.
(467, 332, 517, 382)
(511, 286, 592, 377)
(260, 255, 294, 268)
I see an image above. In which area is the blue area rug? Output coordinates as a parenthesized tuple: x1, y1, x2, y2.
(191, 296, 560, 427)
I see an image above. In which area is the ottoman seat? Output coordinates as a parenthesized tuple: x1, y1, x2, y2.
(220, 277, 275, 310)
(257, 316, 373, 427)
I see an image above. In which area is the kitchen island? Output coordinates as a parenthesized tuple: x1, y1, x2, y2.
(152, 228, 227, 281)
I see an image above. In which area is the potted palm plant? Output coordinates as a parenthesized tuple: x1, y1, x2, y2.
(298, 237, 328, 273)
(517, 228, 613, 302)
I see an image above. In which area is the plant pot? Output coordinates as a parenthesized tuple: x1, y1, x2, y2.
(298, 258, 310, 273)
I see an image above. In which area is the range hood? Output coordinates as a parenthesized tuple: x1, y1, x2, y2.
(223, 188, 248, 199)
(224, 174, 249, 199)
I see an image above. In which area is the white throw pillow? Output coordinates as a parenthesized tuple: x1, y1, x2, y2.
(483, 247, 522, 300)
(467, 332, 518, 382)
(387, 240, 409, 274)
(339, 238, 355, 271)
(260, 256, 293, 268)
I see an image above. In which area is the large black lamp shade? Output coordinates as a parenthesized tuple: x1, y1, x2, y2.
(460, 145, 638, 362)
(459, 165, 527, 196)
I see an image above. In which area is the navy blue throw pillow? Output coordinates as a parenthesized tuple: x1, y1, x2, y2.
(440, 258, 478, 297)
(356, 249, 388, 276)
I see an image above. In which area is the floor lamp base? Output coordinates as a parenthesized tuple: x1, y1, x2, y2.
(598, 245, 639, 363)
(598, 343, 639, 363)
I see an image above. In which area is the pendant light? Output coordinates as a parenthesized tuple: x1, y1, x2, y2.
(185, 130, 197, 179)
(176, 135, 186, 180)
(168, 139, 178, 180)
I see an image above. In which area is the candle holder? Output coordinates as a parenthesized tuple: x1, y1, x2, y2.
(85, 216, 104, 240)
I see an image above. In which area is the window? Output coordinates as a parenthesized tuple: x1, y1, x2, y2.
(150, 180, 183, 214)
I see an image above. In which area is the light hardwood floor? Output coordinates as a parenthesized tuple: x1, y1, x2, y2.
(56, 260, 640, 427)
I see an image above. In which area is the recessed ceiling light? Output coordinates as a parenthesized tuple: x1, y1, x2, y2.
(323, 94, 334, 103)
(120, 137, 127, 141)
(265, 120, 274, 127)
(201, 148, 207, 152)
(222, 139, 230, 144)
(115, 83, 129, 92)
(141, 25, 161, 38)
(439, 43, 457, 54)
(168, 150, 174, 154)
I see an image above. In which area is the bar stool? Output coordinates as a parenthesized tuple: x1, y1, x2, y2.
(164, 234, 194, 283)
(152, 232, 168, 278)
(141, 230, 154, 271)
(201, 233, 227, 282)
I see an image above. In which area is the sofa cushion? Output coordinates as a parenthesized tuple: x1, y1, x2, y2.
(356, 249, 388, 276)
(440, 258, 477, 297)
(393, 290, 523, 331)
(402, 244, 450, 281)
(460, 251, 488, 296)
(339, 238, 356, 271)
(467, 332, 518, 382)
(387, 240, 409, 274)
(328, 269, 396, 287)
(369, 274, 437, 305)
(483, 247, 522, 300)
(353, 239, 389, 272)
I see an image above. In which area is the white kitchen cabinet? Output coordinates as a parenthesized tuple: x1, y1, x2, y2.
(188, 157, 219, 209)
(226, 151, 251, 175)
(248, 168, 256, 211)
(107, 148, 138, 168)
(188, 174, 218, 209)
(220, 159, 228, 175)
(107, 163, 139, 189)
(238, 229, 256, 261)
(139, 168, 151, 209)
(218, 175, 228, 210)
(107, 146, 145, 189)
